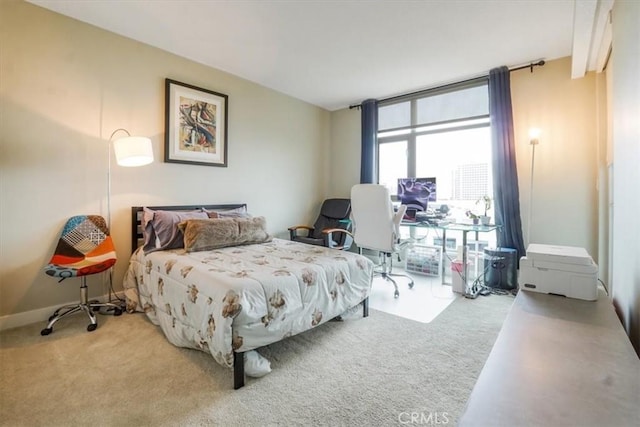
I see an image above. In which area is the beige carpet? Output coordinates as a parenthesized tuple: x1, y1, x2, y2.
(0, 294, 514, 426)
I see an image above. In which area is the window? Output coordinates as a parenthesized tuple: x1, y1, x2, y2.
(377, 80, 493, 224)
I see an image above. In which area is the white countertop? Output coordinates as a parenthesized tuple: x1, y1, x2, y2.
(459, 289, 640, 426)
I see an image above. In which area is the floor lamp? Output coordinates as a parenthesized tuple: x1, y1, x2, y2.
(527, 128, 541, 245)
(107, 128, 154, 230)
(105, 128, 153, 308)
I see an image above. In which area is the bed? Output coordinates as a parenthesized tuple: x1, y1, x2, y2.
(123, 204, 374, 389)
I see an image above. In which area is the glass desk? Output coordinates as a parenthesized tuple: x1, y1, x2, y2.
(400, 221, 500, 296)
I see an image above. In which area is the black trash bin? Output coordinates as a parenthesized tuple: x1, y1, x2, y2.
(483, 247, 518, 290)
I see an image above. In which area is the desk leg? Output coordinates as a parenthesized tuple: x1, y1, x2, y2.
(442, 229, 447, 282)
(409, 225, 416, 240)
(474, 231, 480, 284)
(462, 231, 468, 295)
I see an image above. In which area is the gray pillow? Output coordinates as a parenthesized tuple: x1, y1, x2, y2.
(178, 217, 272, 252)
(203, 206, 251, 219)
(142, 208, 208, 253)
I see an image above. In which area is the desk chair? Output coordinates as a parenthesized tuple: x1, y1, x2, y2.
(41, 215, 122, 335)
(351, 184, 414, 298)
(288, 198, 353, 250)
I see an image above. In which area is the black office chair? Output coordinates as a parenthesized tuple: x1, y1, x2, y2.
(288, 198, 353, 250)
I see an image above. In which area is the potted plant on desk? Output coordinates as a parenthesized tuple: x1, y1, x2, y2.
(476, 196, 492, 226)
(465, 210, 480, 225)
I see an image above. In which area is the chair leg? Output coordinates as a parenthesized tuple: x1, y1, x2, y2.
(374, 252, 414, 298)
(388, 272, 414, 289)
(43, 305, 83, 329)
(41, 303, 85, 335)
(379, 271, 400, 298)
(79, 277, 98, 329)
(385, 252, 415, 289)
(41, 276, 120, 335)
(89, 301, 123, 316)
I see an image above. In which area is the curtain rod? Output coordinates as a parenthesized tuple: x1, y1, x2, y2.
(348, 60, 545, 110)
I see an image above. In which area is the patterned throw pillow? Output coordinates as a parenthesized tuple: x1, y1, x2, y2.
(179, 216, 272, 252)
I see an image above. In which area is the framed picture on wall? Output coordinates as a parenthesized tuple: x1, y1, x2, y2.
(164, 78, 228, 167)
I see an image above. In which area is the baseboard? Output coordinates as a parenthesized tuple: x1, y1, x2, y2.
(0, 291, 125, 332)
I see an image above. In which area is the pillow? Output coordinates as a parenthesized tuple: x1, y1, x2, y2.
(203, 206, 252, 219)
(179, 216, 272, 252)
(142, 208, 208, 253)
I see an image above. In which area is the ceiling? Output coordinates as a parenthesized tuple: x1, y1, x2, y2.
(27, 0, 610, 111)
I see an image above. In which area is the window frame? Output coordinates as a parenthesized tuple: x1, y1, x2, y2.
(376, 80, 490, 194)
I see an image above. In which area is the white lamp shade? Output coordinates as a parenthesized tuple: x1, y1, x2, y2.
(528, 128, 541, 141)
(113, 136, 153, 167)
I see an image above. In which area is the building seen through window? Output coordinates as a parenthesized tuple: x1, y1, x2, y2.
(377, 81, 496, 260)
(377, 82, 493, 223)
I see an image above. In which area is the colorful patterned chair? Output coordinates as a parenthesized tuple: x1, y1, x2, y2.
(41, 215, 122, 335)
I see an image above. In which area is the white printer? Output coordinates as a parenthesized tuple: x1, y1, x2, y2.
(519, 244, 599, 301)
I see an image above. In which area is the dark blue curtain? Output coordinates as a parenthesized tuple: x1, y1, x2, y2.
(489, 67, 526, 259)
(360, 99, 378, 183)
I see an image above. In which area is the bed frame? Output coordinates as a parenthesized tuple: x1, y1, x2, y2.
(130, 204, 369, 389)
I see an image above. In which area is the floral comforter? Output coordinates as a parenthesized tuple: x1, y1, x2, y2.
(123, 238, 374, 368)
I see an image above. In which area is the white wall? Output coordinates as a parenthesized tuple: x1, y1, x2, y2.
(510, 57, 599, 257)
(610, 0, 640, 353)
(329, 108, 361, 198)
(0, 1, 330, 320)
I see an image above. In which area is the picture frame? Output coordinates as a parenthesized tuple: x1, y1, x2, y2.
(164, 78, 228, 167)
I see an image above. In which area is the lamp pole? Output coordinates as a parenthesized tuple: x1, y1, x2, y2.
(527, 128, 540, 245)
(107, 128, 131, 231)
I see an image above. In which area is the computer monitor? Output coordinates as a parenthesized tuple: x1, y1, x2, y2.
(397, 177, 437, 212)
